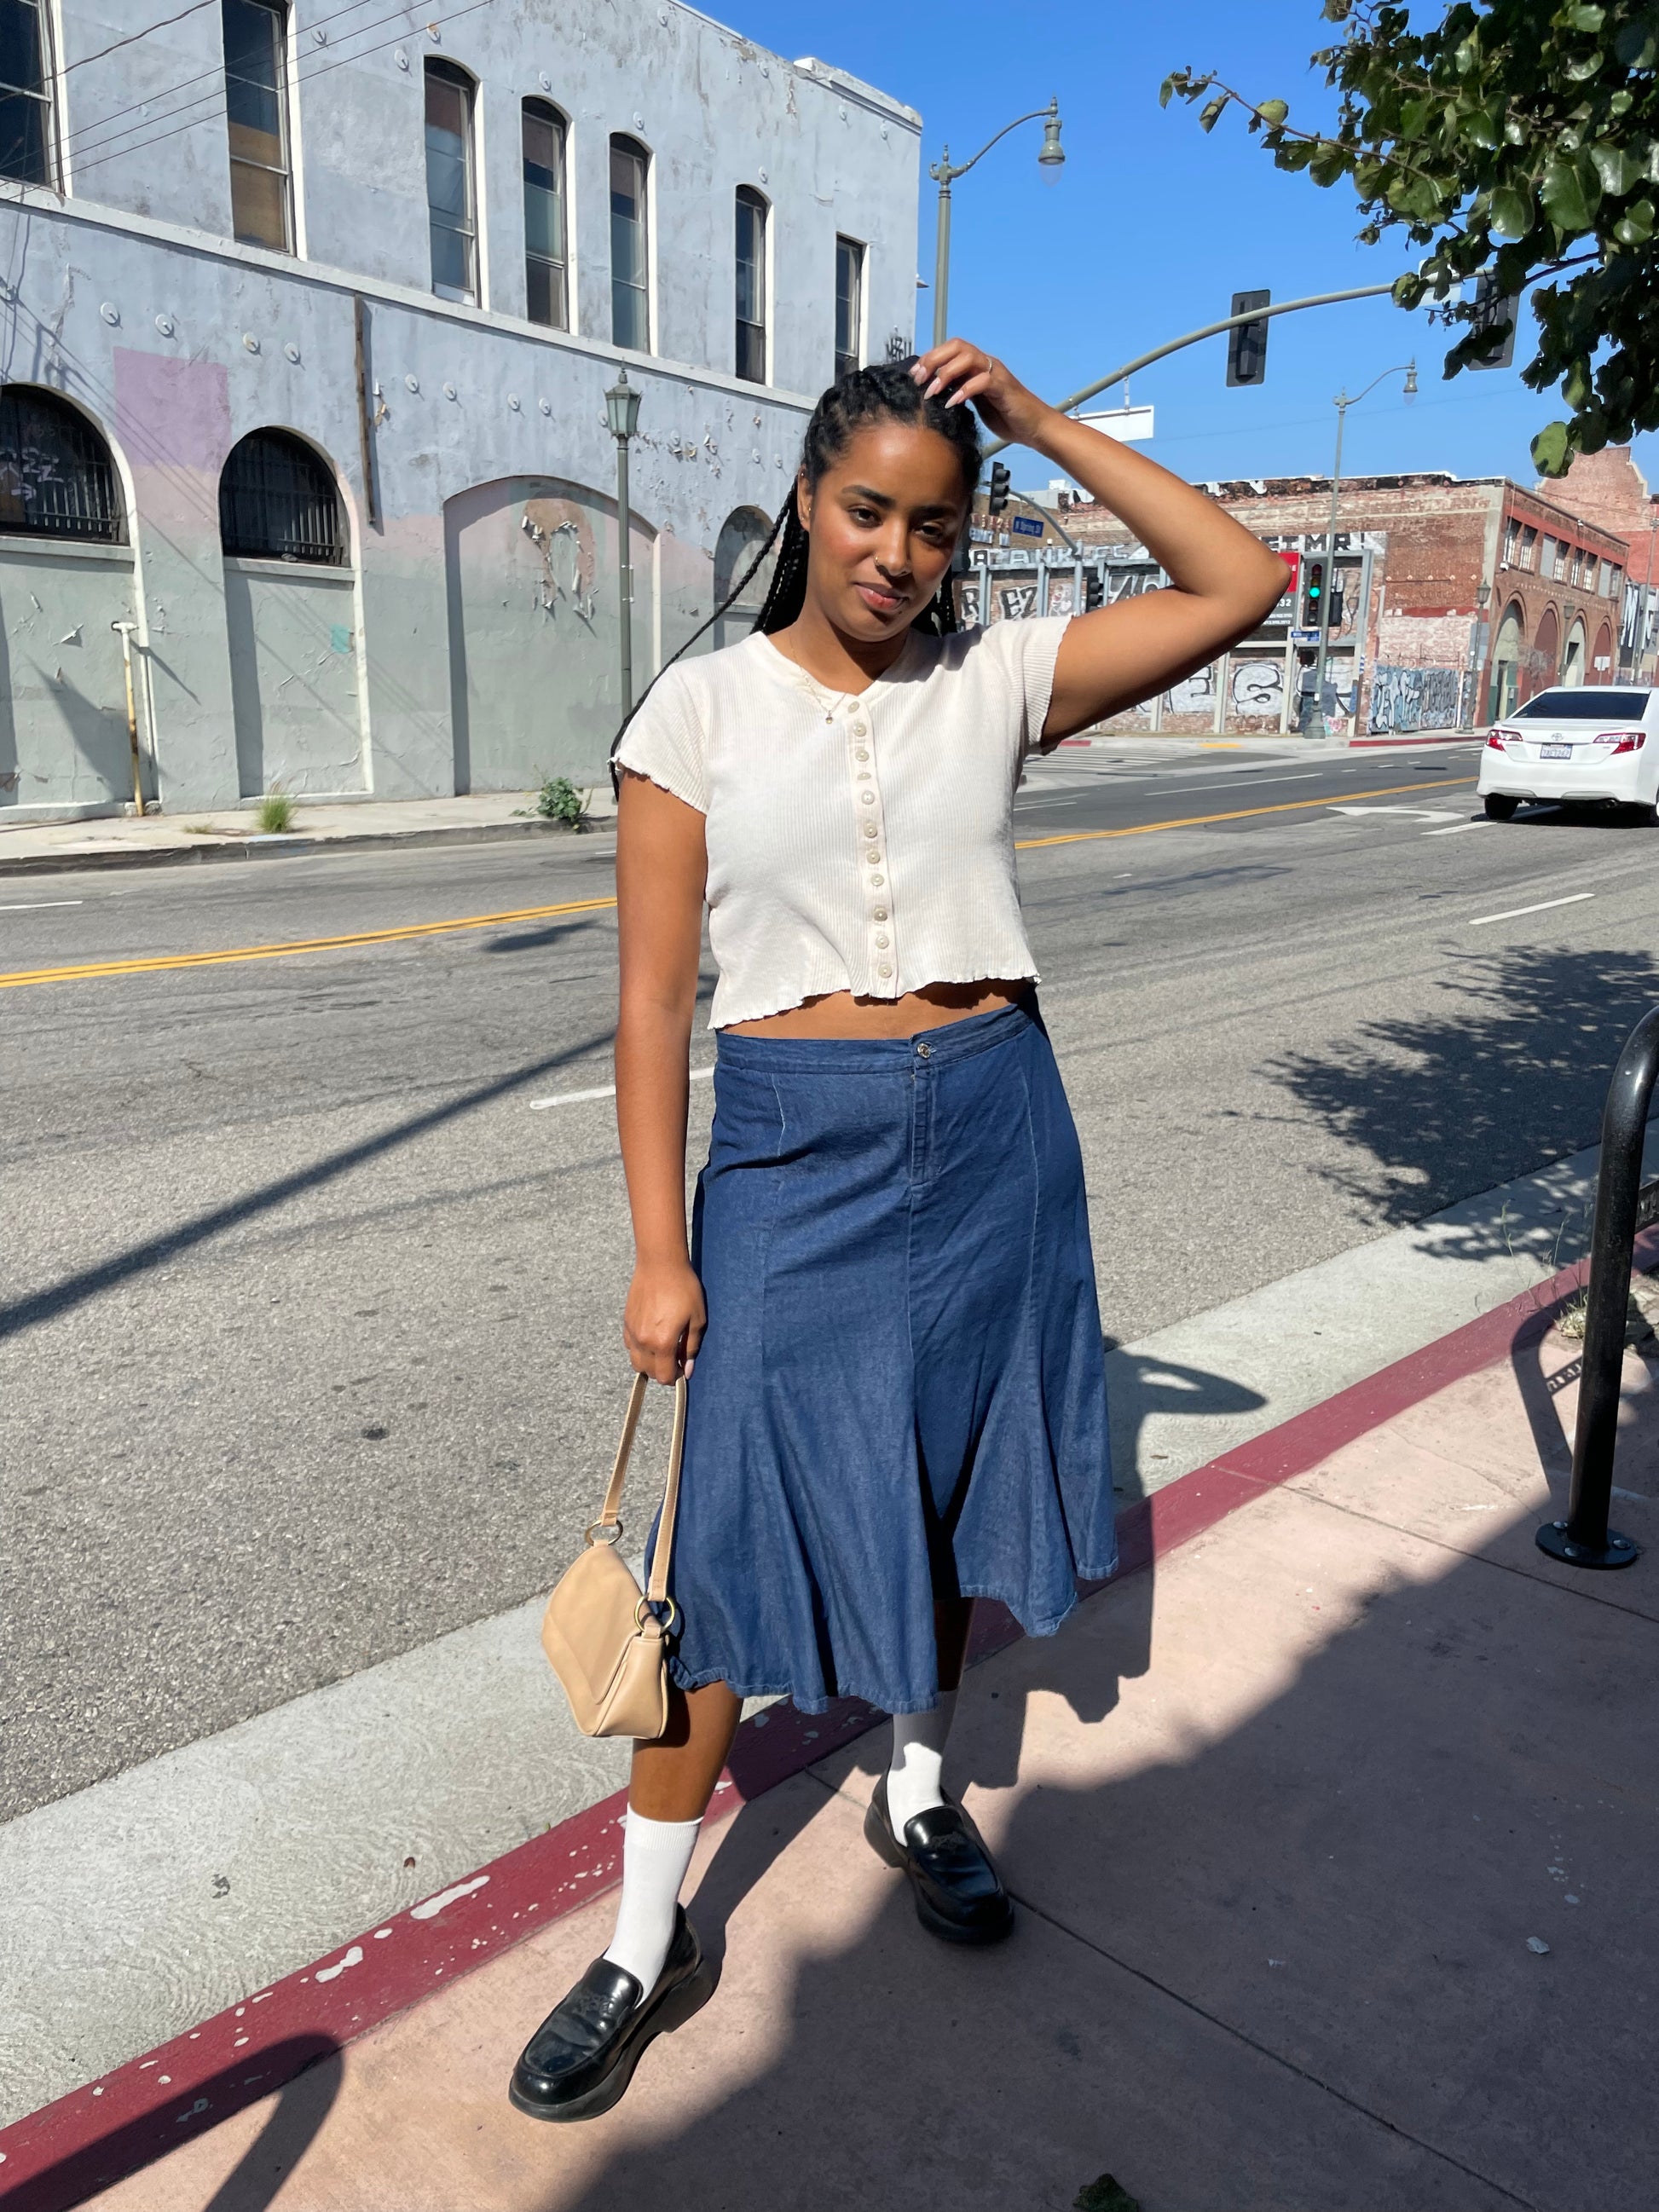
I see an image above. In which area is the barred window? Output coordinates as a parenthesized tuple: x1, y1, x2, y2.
(0, 386, 122, 541)
(219, 429, 345, 563)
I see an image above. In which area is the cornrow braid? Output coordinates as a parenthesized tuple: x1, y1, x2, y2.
(610, 357, 982, 788)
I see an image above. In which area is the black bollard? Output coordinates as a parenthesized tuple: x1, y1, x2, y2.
(1535, 1005, 1659, 1571)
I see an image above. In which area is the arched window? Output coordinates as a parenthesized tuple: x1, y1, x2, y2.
(713, 505, 774, 649)
(522, 99, 568, 330)
(735, 186, 767, 383)
(1488, 600, 1523, 720)
(1562, 615, 1587, 688)
(425, 60, 478, 304)
(0, 387, 122, 541)
(610, 134, 650, 350)
(219, 430, 345, 563)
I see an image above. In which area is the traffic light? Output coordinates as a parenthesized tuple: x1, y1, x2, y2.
(1227, 289, 1270, 387)
(987, 462, 1011, 515)
(1327, 587, 1345, 630)
(1468, 272, 1517, 371)
(1301, 557, 1327, 629)
(1083, 568, 1104, 611)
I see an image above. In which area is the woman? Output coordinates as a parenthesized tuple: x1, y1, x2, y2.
(510, 342, 1286, 2122)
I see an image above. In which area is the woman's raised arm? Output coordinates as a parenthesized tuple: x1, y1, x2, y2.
(914, 340, 1291, 742)
(615, 771, 709, 1383)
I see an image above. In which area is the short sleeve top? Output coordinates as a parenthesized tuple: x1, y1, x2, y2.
(613, 615, 1072, 1030)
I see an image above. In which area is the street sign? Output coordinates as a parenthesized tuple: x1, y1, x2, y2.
(1011, 515, 1044, 538)
(1077, 404, 1155, 444)
(1290, 627, 1321, 645)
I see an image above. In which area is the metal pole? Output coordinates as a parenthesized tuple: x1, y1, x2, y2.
(112, 620, 144, 816)
(616, 433, 633, 717)
(1537, 1008, 1658, 1570)
(1311, 398, 1345, 738)
(933, 167, 952, 349)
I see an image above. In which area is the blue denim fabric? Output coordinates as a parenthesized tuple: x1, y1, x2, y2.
(659, 996, 1117, 1715)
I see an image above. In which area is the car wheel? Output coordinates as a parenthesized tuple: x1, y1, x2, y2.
(1483, 793, 1520, 821)
(1629, 800, 1659, 826)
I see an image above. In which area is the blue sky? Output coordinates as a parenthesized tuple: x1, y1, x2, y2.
(734, 0, 1659, 500)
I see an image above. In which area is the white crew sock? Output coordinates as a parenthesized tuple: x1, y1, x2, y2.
(602, 1810, 702, 2001)
(886, 1689, 959, 1836)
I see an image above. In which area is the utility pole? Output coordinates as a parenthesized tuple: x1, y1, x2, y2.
(1310, 361, 1416, 737)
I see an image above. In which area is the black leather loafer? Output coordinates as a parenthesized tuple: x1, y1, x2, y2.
(864, 1774, 1014, 1945)
(508, 1905, 714, 2122)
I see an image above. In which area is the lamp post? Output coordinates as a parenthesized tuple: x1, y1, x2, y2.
(1309, 359, 1416, 737)
(604, 367, 643, 715)
(930, 99, 1063, 349)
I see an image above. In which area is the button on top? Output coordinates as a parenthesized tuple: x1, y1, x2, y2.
(873, 907, 887, 920)
(916, 1041, 931, 1057)
(861, 791, 876, 805)
(855, 748, 870, 762)
(851, 721, 867, 737)
(862, 823, 877, 837)
(879, 964, 893, 979)
(870, 873, 884, 887)
(875, 933, 889, 949)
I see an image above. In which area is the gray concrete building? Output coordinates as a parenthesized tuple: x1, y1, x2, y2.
(0, 0, 920, 816)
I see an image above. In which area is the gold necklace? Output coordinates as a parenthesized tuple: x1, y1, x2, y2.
(774, 633, 845, 724)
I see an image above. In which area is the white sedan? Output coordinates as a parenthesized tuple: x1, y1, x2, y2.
(1478, 686, 1659, 822)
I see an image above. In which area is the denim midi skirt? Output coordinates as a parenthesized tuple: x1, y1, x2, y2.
(661, 996, 1117, 1716)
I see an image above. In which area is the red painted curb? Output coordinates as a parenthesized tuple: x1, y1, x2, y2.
(0, 1234, 1621, 2211)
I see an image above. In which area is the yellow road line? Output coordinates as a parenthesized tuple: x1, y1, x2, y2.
(0, 894, 618, 990)
(1, 776, 1477, 990)
(1014, 776, 1476, 850)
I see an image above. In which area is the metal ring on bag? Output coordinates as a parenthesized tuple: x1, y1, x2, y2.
(585, 1520, 623, 1546)
(635, 1594, 680, 1635)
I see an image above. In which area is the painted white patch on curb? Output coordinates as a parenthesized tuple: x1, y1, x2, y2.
(313, 1943, 363, 1984)
(409, 1874, 489, 1920)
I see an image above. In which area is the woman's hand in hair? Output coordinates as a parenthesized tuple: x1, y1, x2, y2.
(623, 1256, 707, 1384)
(911, 340, 1052, 450)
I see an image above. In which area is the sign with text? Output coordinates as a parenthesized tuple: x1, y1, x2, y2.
(1011, 515, 1045, 538)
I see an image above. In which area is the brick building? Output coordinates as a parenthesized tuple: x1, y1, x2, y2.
(974, 468, 1634, 735)
(1546, 447, 1659, 680)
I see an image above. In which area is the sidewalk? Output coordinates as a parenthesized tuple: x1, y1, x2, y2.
(7, 1258, 1651, 2212)
(0, 788, 616, 876)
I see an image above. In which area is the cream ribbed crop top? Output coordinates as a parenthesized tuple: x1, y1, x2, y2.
(613, 614, 1072, 1029)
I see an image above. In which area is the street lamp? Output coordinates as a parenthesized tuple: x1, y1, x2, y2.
(605, 367, 643, 715)
(929, 99, 1063, 349)
(1309, 359, 1416, 738)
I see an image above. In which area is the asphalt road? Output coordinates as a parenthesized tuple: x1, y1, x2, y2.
(8, 733, 1659, 1821)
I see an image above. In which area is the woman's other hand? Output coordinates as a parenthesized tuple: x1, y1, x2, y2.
(911, 340, 1052, 451)
(624, 1256, 707, 1383)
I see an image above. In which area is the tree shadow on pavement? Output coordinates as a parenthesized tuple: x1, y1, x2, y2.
(1260, 944, 1659, 1253)
(540, 1463, 1658, 2212)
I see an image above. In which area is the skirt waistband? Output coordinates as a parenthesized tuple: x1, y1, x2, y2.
(714, 994, 1037, 1076)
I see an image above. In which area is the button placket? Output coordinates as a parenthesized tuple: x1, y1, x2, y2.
(847, 702, 895, 992)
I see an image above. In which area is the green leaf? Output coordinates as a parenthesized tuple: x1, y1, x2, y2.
(1489, 182, 1535, 237)
(1391, 270, 1427, 308)
(1319, 0, 1354, 20)
(1615, 198, 1656, 244)
(1540, 151, 1598, 231)
(1256, 97, 1290, 127)
(1158, 74, 1176, 109)
(1590, 142, 1641, 196)
(1614, 22, 1657, 67)
(1564, 50, 1604, 82)
(1399, 96, 1433, 140)
(1531, 420, 1573, 476)
(1462, 107, 1503, 151)
(1199, 94, 1228, 133)
(1569, 3, 1605, 28)
(1309, 139, 1349, 186)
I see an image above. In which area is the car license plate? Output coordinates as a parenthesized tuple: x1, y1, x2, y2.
(1540, 742, 1571, 759)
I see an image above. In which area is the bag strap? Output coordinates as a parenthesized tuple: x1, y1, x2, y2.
(592, 1372, 688, 1608)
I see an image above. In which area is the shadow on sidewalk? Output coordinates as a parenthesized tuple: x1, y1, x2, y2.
(542, 1448, 1655, 2211)
(1261, 944, 1659, 1250)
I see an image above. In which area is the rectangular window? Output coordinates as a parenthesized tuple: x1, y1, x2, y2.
(835, 236, 864, 382)
(735, 187, 766, 384)
(0, 0, 54, 187)
(223, 0, 292, 251)
(522, 101, 568, 330)
(610, 135, 650, 351)
(1501, 517, 1520, 568)
(1570, 546, 1585, 586)
(1540, 534, 1558, 580)
(1519, 524, 1537, 571)
(425, 61, 477, 304)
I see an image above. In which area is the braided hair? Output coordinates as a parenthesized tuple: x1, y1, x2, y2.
(610, 359, 983, 783)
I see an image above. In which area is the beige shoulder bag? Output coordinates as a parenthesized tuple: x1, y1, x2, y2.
(540, 1373, 685, 1741)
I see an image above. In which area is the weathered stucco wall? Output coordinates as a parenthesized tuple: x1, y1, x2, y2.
(1, 0, 922, 811)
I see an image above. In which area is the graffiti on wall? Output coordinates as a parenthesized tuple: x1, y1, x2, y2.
(998, 583, 1040, 621)
(1230, 659, 1283, 720)
(1368, 664, 1473, 733)
(1166, 666, 1217, 718)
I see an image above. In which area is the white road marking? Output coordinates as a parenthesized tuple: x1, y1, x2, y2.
(1469, 892, 1596, 927)
(1158, 772, 1322, 792)
(1422, 819, 1490, 835)
(0, 898, 85, 911)
(1330, 806, 1465, 823)
(529, 1066, 715, 1110)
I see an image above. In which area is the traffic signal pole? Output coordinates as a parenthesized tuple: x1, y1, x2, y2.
(979, 282, 1395, 456)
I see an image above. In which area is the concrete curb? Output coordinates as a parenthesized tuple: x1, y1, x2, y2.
(0, 816, 616, 879)
(0, 1226, 1634, 2212)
